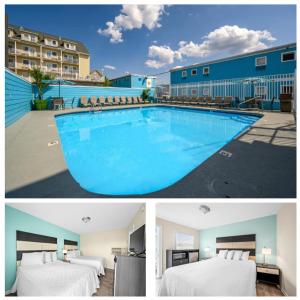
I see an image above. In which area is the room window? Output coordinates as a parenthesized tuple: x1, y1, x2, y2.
(52, 40, 58, 46)
(203, 67, 210, 75)
(191, 69, 197, 76)
(203, 87, 210, 96)
(23, 59, 29, 65)
(191, 89, 197, 95)
(255, 56, 267, 67)
(281, 51, 295, 62)
(175, 232, 194, 250)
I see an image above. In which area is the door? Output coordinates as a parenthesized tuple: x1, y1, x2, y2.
(156, 225, 162, 278)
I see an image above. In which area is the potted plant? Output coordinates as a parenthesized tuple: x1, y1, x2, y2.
(29, 68, 53, 110)
(141, 88, 150, 103)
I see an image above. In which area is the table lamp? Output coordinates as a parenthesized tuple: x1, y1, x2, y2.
(261, 247, 272, 265)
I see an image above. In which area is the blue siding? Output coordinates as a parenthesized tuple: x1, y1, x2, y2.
(36, 85, 155, 108)
(111, 75, 132, 88)
(171, 46, 296, 84)
(5, 70, 33, 127)
(111, 74, 156, 89)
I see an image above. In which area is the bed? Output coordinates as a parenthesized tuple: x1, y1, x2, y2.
(68, 255, 106, 276)
(159, 233, 257, 296)
(11, 260, 99, 296)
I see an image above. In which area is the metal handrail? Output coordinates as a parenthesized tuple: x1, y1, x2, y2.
(238, 96, 261, 108)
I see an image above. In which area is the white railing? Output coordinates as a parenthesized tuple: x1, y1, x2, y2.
(16, 63, 39, 70)
(170, 73, 295, 101)
(62, 72, 79, 79)
(63, 57, 79, 64)
(42, 67, 61, 74)
(43, 54, 61, 61)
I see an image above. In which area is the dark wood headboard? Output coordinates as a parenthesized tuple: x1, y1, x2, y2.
(216, 234, 256, 260)
(16, 230, 57, 262)
(64, 239, 78, 251)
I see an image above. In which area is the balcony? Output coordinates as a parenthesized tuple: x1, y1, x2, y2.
(62, 71, 79, 79)
(42, 66, 61, 75)
(16, 63, 39, 70)
(8, 62, 16, 68)
(16, 49, 40, 58)
(21, 36, 38, 43)
(8, 48, 16, 55)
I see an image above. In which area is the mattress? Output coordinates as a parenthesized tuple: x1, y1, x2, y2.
(68, 256, 106, 276)
(11, 261, 99, 296)
(159, 257, 256, 296)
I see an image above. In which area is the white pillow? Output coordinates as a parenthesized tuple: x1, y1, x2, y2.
(44, 252, 52, 264)
(226, 250, 234, 260)
(241, 251, 250, 260)
(233, 250, 243, 260)
(218, 250, 228, 259)
(51, 252, 57, 262)
(21, 252, 44, 266)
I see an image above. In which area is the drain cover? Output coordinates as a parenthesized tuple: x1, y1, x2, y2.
(48, 140, 58, 147)
(219, 150, 232, 158)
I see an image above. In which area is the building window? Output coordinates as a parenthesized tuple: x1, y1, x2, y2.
(175, 232, 194, 250)
(203, 67, 210, 75)
(203, 87, 210, 96)
(182, 70, 187, 78)
(281, 51, 295, 62)
(191, 89, 197, 95)
(8, 29, 14, 37)
(191, 69, 197, 76)
(52, 40, 57, 46)
(255, 56, 267, 67)
(23, 59, 29, 65)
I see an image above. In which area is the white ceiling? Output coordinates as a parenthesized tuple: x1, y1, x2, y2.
(156, 203, 282, 230)
(8, 203, 143, 234)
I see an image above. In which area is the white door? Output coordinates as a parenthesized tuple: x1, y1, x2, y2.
(156, 225, 162, 278)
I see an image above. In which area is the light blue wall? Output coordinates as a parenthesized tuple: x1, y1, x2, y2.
(171, 45, 296, 84)
(111, 74, 156, 89)
(111, 75, 132, 88)
(5, 205, 80, 292)
(199, 215, 277, 264)
(34, 85, 155, 108)
(5, 69, 33, 127)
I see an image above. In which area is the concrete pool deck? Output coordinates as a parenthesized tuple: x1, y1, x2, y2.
(5, 104, 296, 198)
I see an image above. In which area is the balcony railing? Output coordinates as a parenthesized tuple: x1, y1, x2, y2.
(63, 57, 79, 64)
(62, 72, 79, 79)
(42, 67, 61, 74)
(8, 48, 16, 54)
(16, 63, 39, 70)
(8, 62, 15, 68)
(21, 36, 38, 43)
(43, 54, 61, 61)
(17, 49, 40, 58)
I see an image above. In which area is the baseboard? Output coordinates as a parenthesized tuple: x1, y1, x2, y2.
(5, 290, 12, 296)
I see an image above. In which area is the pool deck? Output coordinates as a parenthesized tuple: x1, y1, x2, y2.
(5, 104, 296, 198)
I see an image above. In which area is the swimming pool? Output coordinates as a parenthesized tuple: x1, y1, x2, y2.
(55, 107, 259, 195)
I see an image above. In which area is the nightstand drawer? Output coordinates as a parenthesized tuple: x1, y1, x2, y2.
(257, 267, 279, 275)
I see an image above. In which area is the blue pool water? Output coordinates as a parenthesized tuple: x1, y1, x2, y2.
(55, 107, 259, 195)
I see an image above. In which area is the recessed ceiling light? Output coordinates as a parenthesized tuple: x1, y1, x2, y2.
(199, 205, 210, 215)
(82, 217, 91, 223)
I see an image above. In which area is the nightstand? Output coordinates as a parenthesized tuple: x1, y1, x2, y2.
(63, 259, 70, 263)
(256, 263, 280, 288)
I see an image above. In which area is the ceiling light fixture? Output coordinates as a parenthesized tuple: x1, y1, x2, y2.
(81, 217, 91, 223)
(199, 205, 211, 215)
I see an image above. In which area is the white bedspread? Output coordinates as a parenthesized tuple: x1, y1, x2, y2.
(11, 261, 99, 296)
(159, 257, 256, 296)
(69, 256, 106, 276)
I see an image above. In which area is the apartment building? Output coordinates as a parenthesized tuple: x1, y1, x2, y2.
(7, 24, 90, 82)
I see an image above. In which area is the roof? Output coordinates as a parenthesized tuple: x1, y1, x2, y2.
(170, 43, 296, 72)
(110, 73, 156, 81)
(8, 24, 89, 55)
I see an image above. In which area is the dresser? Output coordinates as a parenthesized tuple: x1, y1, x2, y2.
(166, 249, 199, 269)
(256, 263, 280, 287)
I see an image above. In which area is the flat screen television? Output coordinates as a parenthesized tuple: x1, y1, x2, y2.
(129, 225, 145, 255)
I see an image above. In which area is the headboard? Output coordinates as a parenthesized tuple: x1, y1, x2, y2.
(216, 234, 256, 261)
(16, 230, 57, 263)
(64, 239, 78, 251)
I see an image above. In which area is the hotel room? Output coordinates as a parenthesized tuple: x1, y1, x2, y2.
(156, 203, 296, 297)
(5, 202, 146, 296)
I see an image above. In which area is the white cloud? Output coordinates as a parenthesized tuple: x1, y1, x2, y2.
(145, 45, 181, 69)
(98, 5, 165, 43)
(104, 65, 116, 70)
(145, 25, 276, 69)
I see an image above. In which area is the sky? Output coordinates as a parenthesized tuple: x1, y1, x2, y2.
(6, 5, 296, 80)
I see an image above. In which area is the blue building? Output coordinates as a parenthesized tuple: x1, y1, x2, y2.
(170, 43, 296, 107)
(111, 74, 156, 89)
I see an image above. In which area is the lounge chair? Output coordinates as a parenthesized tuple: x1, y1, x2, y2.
(120, 96, 127, 105)
(212, 96, 223, 107)
(221, 96, 233, 108)
(107, 96, 114, 106)
(132, 96, 139, 104)
(90, 96, 98, 107)
(80, 96, 89, 107)
(99, 96, 106, 106)
(114, 96, 120, 105)
(138, 96, 145, 104)
(127, 96, 133, 104)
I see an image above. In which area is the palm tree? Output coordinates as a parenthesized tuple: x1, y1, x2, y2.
(103, 76, 111, 87)
(29, 68, 53, 100)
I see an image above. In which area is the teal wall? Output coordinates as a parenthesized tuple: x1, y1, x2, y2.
(5, 205, 80, 292)
(5, 69, 33, 127)
(199, 215, 277, 264)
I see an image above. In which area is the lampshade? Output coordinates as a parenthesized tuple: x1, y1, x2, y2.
(204, 247, 210, 252)
(262, 247, 272, 255)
